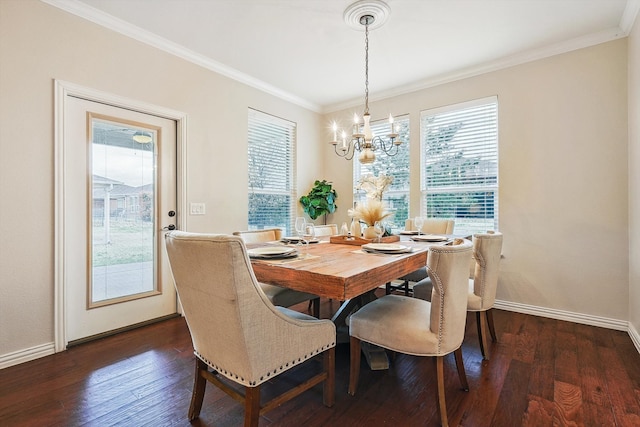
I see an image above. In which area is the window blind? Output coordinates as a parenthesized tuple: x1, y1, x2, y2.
(354, 115, 410, 231)
(420, 97, 498, 235)
(248, 109, 296, 235)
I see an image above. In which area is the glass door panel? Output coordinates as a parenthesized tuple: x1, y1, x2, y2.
(90, 118, 158, 307)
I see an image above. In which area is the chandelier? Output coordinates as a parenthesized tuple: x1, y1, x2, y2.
(331, 0, 402, 164)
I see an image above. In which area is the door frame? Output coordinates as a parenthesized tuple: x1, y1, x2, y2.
(54, 80, 188, 352)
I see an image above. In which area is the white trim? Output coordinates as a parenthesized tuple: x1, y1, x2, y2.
(419, 95, 498, 118)
(494, 299, 628, 331)
(0, 343, 55, 370)
(53, 80, 66, 352)
(4, 307, 636, 369)
(41, 0, 320, 113)
(325, 27, 628, 113)
(630, 322, 640, 354)
(41, 0, 632, 115)
(54, 80, 188, 352)
(620, 0, 640, 34)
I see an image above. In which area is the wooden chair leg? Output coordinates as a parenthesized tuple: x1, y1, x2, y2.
(476, 311, 490, 360)
(453, 348, 469, 391)
(348, 336, 362, 395)
(244, 385, 261, 427)
(486, 308, 498, 342)
(435, 356, 449, 427)
(323, 346, 335, 407)
(188, 358, 208, 421)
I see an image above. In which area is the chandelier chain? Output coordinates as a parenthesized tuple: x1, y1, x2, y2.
(330, 4, 401, 164)
(364, 19, 369, 115)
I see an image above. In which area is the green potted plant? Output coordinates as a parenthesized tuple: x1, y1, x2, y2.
(299, 180, 338, 223)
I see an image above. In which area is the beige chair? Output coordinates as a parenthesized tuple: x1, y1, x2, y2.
(232, 227, 283, 244)
(233, 228, 321, 317)
(386, 218, 455, 295)
(349, 239, 473, 427)
(301, 223, 338, 311)
(314, 223, 339, 237)
(466, 231, 503, 359)
(414, 231, 503, 360)
(165, 231, 336, 426)
(404, 218, 455, 235)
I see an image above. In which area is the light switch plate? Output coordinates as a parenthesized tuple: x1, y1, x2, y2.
(190, 202, 206, 215)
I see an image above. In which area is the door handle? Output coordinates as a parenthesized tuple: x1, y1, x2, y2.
(163, 224, 176, 231)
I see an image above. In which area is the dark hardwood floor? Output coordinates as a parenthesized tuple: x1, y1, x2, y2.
(1, 296, 639, 426)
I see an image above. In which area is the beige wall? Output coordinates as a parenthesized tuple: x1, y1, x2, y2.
(629, 15, 640, 338)
(0, 1, 323, 356)
(0, 0, 636, 362)
(325, 39, 629, 322)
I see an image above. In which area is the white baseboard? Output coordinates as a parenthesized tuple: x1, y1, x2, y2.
(493, 299, 628, 331)
(1, 305, 638, 370)
(0, 342, 55, 370)
(630, 322, 640, 354)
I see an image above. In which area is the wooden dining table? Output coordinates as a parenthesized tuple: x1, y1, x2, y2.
(250, 238, 430, 302)
(250, 237, 450, 368)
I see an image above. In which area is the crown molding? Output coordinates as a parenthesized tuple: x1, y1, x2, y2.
(41, 0, 322, 113)
(323, 25, 628, 113)
(42, 0, 635, 116)
(621, 0, 640, 33)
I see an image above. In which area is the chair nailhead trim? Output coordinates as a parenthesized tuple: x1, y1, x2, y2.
(194, 344, 335, 386)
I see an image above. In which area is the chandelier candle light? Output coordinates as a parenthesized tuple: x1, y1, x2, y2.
(331, 0, 402, 164)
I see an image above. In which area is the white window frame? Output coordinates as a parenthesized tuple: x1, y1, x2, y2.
(247, 108, 297, 235)
(353, 115, 410, 232)
(420, 96, 499, 235)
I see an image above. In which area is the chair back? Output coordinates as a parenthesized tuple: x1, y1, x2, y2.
(164, 231, 333, 387)
(405, 218, 455, 234)
(232, 228, 281, 243)
(427, 239, 473, 354)
(314, 224, 339, 237)
(469, 231, 503, 311)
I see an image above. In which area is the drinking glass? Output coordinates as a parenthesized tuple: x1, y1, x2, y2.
(373, 221, 385, 243)
(414, 216, 424, 236)
(340, 222, 349, 236)
(302, 223, 315, 248)
(294, 217, 306, 246)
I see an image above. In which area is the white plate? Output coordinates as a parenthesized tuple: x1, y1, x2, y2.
(362, 243, 410, 253)
(411, 235, 448, 242)
(248, 246, 296, 257)
(282, 237, 319, 244)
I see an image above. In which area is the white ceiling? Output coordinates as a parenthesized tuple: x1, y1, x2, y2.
(48, 0, 638, 112)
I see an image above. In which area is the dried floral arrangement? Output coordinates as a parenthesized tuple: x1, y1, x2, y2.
(348, 199, 393, 227)
(355, 174, 394, 201)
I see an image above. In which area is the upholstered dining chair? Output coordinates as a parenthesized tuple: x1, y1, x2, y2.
(233, 229, 321, 317)
(232, 227, 283, 244)
(386, 218, 455, 295)
(404, 218, 455, 235)
(314, 223, 339, 237)
(414, 231, 503, 360)
(349, 239, 473, 427)
(300, 223, 339, 311)
(165, 231, 336, 427)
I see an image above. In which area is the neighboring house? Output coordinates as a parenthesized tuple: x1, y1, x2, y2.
(92, 175, 153, 223)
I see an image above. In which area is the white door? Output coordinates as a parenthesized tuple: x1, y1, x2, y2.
(63, 95, 178, 343)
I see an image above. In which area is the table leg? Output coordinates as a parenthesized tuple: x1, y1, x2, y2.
(330, 290, 389, 370)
